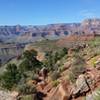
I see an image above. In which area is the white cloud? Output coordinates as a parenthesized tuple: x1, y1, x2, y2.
(79, 10, 96, 18)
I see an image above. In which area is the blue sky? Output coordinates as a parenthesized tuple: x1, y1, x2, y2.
(0, 0, 100, 25)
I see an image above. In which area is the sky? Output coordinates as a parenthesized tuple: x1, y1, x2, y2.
(0, 0, 100, 25)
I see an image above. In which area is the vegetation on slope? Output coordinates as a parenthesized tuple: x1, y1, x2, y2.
(0, 36, 100, 100)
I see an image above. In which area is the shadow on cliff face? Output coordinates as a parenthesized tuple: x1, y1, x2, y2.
(33, 91, 46, 100)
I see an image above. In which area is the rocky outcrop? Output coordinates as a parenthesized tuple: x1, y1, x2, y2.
(48, 80, 72, 100)
(72, 74, 93, 98)
(81, 18, 100, 35)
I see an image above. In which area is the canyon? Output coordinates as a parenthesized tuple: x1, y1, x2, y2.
(0, 18, 100, 43)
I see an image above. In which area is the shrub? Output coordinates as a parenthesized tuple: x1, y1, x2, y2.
(85, 89, 100, 100)
(51, 71, 60, 81)
(57, 48, 68, 60)
(52, 80, 60, 87)
(18, 83, 37, 95)
(69, 72, 76, 83)
(0, 63, 21, 90)
(69, 55, 86, 83)
(32, 74, 39, 80)
(19, 50, 42, 73)
(0, 59, 2, 67)
(44, 51, 54, 71)
(72, 54, 85, 65)
(23, 50, 37, 60)
(16, 55, 22, 60)
(19, 59, 31, 72)
(94, 89, 100, 100)
(90, 57, 97, 67)
(71, 64, 86, 78)
(20, 95, 33, 100)
(44, 48, 68, 71)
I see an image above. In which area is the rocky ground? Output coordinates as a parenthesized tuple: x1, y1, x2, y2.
(33, 55, 100, 100)
(0, 90, 18, 100)
(0, 37, 100, 100)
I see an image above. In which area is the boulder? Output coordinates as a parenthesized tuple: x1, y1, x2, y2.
(72, 74, 91, 97)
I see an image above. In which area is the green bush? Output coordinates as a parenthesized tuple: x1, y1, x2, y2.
(19, 59, 32, 72)
(85, 89, 100, 100)
(69, 72, 76, 83)
(51, 71, 60, 81)
(0, 63, 21, 90)
(21, 95, 33, 100)
(0, 59, 2, 67)
(52, 80, 60, 87)
(90, 57, 97, 67)
(44, 48, 68, 71)
(71, 64, 86, 78)
(23, 50, 37, 60)
(19, 50, 43, 73)
(18, 83, 37, 95)
(69, 55, 86, 83)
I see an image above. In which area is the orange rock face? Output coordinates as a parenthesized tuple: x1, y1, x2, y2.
(47, 80, 72, 100)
